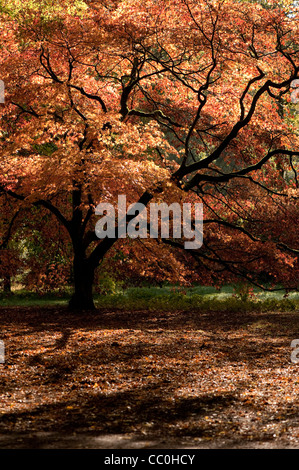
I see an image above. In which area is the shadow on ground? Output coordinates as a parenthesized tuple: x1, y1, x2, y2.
(0, 306, 299, 448)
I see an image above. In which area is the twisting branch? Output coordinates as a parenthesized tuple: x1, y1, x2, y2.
(173, 67, 299, 184)
(183, 149, 299, 190)
(0, 208, 20, 250)
(0, 185, 71, 235)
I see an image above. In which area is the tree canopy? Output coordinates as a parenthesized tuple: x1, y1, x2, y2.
(0, 0, 298, 309)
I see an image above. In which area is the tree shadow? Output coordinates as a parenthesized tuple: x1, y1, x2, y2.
(0, 380, 237, 437)
(1, 306, 297, 373)
(1, 306, 298, 334)
(1, 305, 299, 447)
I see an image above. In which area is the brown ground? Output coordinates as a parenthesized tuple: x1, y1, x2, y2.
(0, 306, 299, 449)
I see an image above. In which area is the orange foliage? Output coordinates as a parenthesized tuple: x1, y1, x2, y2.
(0, 0, 298, 304)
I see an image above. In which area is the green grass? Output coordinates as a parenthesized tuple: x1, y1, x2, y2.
(0, 291, 69, 307)
(1, 284, 298, 312)
(94, 286, 299, 313)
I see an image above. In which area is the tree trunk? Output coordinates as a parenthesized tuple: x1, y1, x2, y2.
(67, 189, 155, 311)
(3, 275, 12, 294)
(69, 256, 96, 310)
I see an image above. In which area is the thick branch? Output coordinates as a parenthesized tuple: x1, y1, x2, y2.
(173, 69, 299, 183)
(184, 149, 299, 190)
(88, 189, 158, 269)
(0, 185, 71, 234)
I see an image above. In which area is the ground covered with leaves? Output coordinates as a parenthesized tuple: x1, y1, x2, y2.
(0, 306, 299, 448)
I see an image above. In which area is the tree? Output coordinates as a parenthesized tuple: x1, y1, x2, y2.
(0, 0, 298, 309)
(0, 194, 22, 292)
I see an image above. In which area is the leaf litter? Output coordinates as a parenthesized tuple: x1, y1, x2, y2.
(0, 306, 299, 448)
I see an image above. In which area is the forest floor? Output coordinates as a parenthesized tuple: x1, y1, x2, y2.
(0, 306, 299, 449)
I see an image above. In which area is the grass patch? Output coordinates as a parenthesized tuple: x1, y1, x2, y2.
(94, 290, 298, 313)
(0, 291, 69, 307)
(0, 285, 298, 312)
